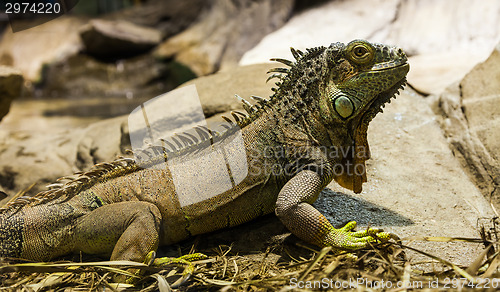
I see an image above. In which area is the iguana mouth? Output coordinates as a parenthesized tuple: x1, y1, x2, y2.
(371, 60, 408, 72)
(365, 76, 408, 121)
(359, 58, 409, 124)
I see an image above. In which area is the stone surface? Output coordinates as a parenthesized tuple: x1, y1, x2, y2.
(240, 0, 500, 95)
(0, 16, 86, 82)
(181, 63, 275, 117)
(80, 19, 162, 59)
(0, 110, 129, 197)
(104, 0, 207, 38)
(0, 66, 23, 122)
(154, 0, 294, 76)
(433, 42, 500, 208)
(40, 53, 195, 99)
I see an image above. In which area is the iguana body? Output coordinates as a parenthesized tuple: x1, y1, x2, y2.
(0, 40, 409, 265)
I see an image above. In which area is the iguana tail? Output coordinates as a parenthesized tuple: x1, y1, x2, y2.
(0, 188, 27, 258)
(0, 203, 24, 259)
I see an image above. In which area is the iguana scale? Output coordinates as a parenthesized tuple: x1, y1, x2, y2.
(0, 40, 409, 273)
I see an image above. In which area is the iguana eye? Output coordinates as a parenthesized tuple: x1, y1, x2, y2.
(353, 46, 368, 58)
(346, 40, 374, 65)
(334, 95, 354, 119)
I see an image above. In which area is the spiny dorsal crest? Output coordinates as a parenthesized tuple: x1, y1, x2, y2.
(224, 45, 329, 128)
(0, 157, 137, 215)
(133, 123, 241, 166)
(270, 46, 328, 124)
(0, 124, 239, 214)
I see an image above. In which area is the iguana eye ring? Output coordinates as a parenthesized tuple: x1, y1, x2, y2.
(334, 95, 354, 119)
(346, 40, 375, 65)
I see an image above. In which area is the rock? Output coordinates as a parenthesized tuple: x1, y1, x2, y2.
(380, 0, 500, 95)
(40, 53, 195, 99)
(181, 63, 275, 117)
(0, 16, 86, 82)
(75, 116, 130, 171)
(434, 42, 500, 207)
(0, 66, 23, 122)
(240, 0, 401, 65)
(105, 0, 208, 39)
(154, 0, 294, 76)
(0, 127, 85, 196)
(80, 19, 162, 59)
(0, 114, 130, 196)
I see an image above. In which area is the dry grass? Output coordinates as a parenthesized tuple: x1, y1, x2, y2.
(1, 221, 499, 291)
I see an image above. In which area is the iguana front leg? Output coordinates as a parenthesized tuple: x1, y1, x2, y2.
(275, 170, 392, 250)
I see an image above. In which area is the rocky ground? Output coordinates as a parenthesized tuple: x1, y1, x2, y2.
(1, 0, 500, 290)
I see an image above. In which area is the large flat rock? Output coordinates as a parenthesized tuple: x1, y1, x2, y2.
(80, 19, 162, 59)
(154, 0, 294, 76)
(0, 16, 86, 82)
(181, 63, 275, 117)
(434, 41, 500, 208)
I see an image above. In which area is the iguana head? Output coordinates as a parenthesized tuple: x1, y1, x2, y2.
(317, 39, 409, 193)
(319, 39, 409, 127)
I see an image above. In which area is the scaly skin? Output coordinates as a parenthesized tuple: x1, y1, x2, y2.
(0, 40, 409, 273)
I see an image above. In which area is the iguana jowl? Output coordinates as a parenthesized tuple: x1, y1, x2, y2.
(0, 40, 409, 266)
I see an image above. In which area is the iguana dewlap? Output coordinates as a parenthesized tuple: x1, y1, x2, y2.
(0, 40, 409, 266)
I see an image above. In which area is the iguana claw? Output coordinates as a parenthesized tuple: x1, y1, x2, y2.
(327, 221, 394, 250)
(124, 251, 156, 284)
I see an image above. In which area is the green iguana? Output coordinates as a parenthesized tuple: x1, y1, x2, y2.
(0, 40, 409, 278)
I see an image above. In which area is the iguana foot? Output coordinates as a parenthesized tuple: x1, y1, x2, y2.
(326, 221, 397, 250)
(122, 251, 157, 284)
(153, 252, 208, 287)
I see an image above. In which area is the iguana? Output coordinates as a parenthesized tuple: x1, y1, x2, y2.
(0, 40, 409, 279)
